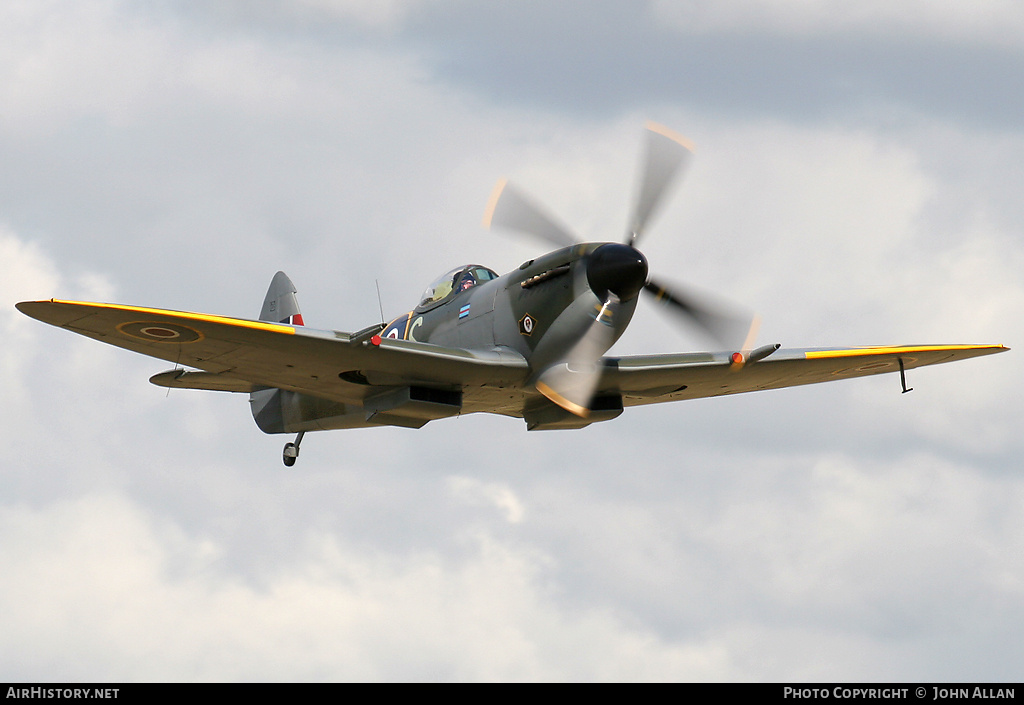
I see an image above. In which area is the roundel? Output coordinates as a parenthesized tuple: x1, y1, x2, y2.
(518, 313, 536, 336)
(116, 321, 203, 344)
(856, 361, 894, 372)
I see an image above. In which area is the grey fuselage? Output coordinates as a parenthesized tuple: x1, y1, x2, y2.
(250, 243, 641, 433)
(385, 244, 640, 372)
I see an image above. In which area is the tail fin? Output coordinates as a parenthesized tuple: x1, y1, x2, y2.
(260, 271, 304, 325)
(252, 271, 303, 434)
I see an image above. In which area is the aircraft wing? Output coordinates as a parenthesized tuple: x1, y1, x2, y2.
(15, 300, 529, 404)
(602, 344, 1009, 406)
(15, 300, 1009, 416)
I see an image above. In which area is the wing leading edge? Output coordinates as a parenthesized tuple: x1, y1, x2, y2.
(602, 344, 1009, 407)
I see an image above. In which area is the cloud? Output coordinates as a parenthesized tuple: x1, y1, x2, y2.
(1, 226, 118, 413)
(448, 476, 526, 524)
(0, 491, 748, 681)
(1, 227, 61, 323)
(288, 0, 435, 30)
(651, 0, 1024, 49)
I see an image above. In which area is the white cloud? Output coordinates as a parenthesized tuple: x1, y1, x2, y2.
(0, 227, 60, 322)
(448, 476, 526, 524)
(0, 492, 744, 681)
(1, 228, 117, 410)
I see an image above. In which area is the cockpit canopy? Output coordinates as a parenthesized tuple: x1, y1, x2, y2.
(417, 265, 499, 309)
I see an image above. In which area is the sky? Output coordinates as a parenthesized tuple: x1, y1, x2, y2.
(1, 0, 1022, 682)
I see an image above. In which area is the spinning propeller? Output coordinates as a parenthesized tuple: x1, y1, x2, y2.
(484, 122, 758, 416)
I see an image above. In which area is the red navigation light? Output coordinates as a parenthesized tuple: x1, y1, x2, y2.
(731, 352, 744, 364)
(371, 335, 382, 346)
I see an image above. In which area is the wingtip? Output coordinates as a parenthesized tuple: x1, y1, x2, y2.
(14, 299, 55, 317)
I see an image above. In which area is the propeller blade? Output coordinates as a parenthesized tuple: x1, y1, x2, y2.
(535, 296, 620, 417)
(644, 278, 758, 352)
(483, 122, 766, 386)
(626, 122, 695, 246)
(483, 179, 579, 248)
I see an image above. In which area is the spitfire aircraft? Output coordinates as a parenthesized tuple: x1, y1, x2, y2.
(17, 123, 1008, 465)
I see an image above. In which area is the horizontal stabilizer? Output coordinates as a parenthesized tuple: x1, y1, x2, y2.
(150, 369, 256, 393)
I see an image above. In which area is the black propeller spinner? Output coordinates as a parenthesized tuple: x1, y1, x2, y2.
(586, 243, 649, 302)
(484, 122, 758, 416)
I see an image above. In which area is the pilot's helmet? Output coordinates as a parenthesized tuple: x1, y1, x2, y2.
(458, 271, 477, 291)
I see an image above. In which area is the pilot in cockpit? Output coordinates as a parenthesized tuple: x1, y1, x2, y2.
(458, 270, 477, 291)
(418, 265, 498, 310)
